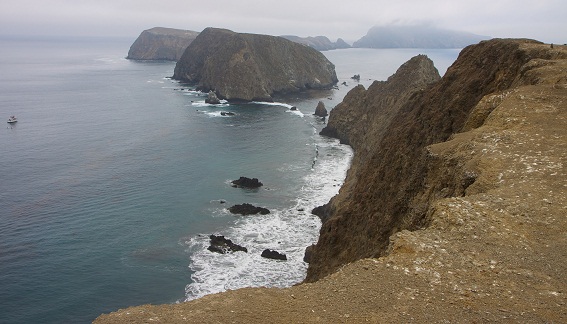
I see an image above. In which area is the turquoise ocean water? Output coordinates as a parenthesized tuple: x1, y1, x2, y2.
(0, 36, 459, 323)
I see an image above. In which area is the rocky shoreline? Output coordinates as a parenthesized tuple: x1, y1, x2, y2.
(95, 39, 567, 323)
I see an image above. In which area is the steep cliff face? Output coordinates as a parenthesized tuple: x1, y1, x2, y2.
(306, 38, 567, 282)
(173, 28, 338, 102)
(320, 54, 440, 150)
(127, 27, 199, 61)
(313, 55, 440, 224)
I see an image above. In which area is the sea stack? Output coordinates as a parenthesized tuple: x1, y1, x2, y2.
(314, 101, 328, 117)
(173, 28, 338, 102)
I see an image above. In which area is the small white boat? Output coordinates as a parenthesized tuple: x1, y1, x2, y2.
(7, 116, 17, 124)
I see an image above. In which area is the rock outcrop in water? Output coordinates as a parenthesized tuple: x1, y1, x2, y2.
(261, 249, 287, 261)
(96, 40, 567, 323)
(207, 235, 247, 254)
(173, 28, 338, 102)
(231, 177, 263, 188)
(205, 91, 221, 104)
(228, 203, 270, 216)
(127, 27, 199, 61)
(313, 101, 328, 117)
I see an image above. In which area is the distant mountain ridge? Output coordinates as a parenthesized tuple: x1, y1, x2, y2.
(280, 35, 350, 51)
(353, 25, 489, 48)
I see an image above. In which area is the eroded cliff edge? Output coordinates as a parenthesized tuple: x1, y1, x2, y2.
(96, 39, 567, 323)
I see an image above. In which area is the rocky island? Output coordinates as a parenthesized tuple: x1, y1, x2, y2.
(353, 25, 488, 48)
(96, 39, 567, 323)
(172, 27, 338, 102)
(127, 27, 199, 61)
(280, 35, 351, 51)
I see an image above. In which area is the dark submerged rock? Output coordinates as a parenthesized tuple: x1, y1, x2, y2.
(208, 235, 248, 254)
(261, 249, 287, 260)
(231, 177, 263, 188)
(228, 203, 270, 215)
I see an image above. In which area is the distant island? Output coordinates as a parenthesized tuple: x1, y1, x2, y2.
(126, 25, 490, 62)
(353, 25, 489, 48)
(127, 27, 199, 61)
(172, 27, 338, 102)
(280, 35, 350, 51)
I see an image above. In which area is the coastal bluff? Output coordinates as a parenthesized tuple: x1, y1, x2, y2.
(127, 27, 199, 61)
(172, 27, 338, 102)
(96, 39, 567, 323)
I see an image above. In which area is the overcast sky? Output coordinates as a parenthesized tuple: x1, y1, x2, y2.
(0, 0, 565, 43)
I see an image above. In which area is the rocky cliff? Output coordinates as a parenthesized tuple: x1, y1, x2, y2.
(307, 38, 567, 282)
(96, 39, 567, 323)
(280, 35, 351, 51)
(127, 27, 199, 61)
(173, 28, 338, 102)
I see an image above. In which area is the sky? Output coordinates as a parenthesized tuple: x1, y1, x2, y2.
(0, 0, 565, 44)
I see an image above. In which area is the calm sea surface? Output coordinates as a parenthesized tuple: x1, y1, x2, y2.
(0, 36, 459, 323)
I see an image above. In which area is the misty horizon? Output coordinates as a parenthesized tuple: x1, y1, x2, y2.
(0, 0, 565, 44)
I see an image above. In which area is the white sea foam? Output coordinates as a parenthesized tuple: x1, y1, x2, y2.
(191, 100, 230, 109)
(183, 90, 206, 96)
(201, 111, 235, 118)
(250, 101, 304, 117)
(183, 134, 352, 301)
(289, 109, 304, 117)
(250, 101, 295, 109)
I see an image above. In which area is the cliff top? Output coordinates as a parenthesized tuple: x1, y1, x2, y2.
(96, 40, 567, 323)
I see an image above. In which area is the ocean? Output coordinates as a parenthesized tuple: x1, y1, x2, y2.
(0, 35, 459, 323)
